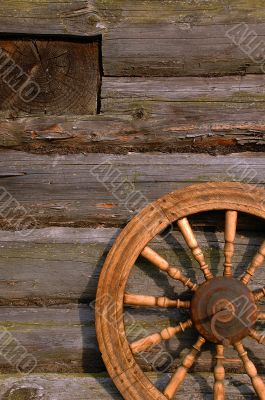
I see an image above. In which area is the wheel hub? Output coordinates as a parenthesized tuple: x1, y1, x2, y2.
(191, 277, 258, 345)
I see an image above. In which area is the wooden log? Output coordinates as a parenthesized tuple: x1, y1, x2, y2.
(0, 1, 99, 36)
(0, 151, 263, 228)
(0, 305, 264, 374)
(1, 75, 265, 153)
(2, 1, 265, 76)
(0, 373, 123, 400)
(0, 226, 264, 304)
(101, 75, 265, 118)
(0, 372, 263, 399)
(101, 75, 265, 148)
(0, 38, 100, 118)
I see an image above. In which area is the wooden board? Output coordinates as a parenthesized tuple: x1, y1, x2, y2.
(1, 74, 265, 153)
(0, 151, 264, 228)
(0, 226, 264, 304)
(1, 1, 265, 76)
(0, 373, 262, 399)
(102, 75, 265, 124)
(0, 37, 100, 117)
(0, 305, 264, 373)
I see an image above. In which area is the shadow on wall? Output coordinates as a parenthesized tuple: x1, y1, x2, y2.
(79, 230, 123, 398)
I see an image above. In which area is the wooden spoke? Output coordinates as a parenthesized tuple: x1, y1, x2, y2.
(141, 246, 198, 291)
(130, 319, 193, 354)
(254, 287, 265, 302)
(257, 312, 265, 320)
(223, 210, 237, 277)
(234, 341, 265, 400)
(241, 241, 265, 285)
(214, 345, 225, 400)
(163, 336, 205, 399)
(177, 217, 213, 281)
(124, 293, 190, 309)
(249, 328, 265, 345)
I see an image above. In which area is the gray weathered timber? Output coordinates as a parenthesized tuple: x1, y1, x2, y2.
(1, 1, 265, 76)
(0, 373, 123, 400)
(0, 151, 264, 228)
(0, 227, 263, 303)
(101, 74, 265, 147)
(1, 75, 265, 153)
(0, 373, 262, 399)
(102, 75, 265, 126)
(0, 305, 264, 373)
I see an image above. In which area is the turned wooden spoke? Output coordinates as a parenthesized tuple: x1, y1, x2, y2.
(130, 319, 193, 354)
(257, 312, 265, 320)
(234, 341, 265, 400)
(214, 345, 225, 400)
(177, 217, 213, 281)
(249, 328, 265, 344)
(141, 246, 198, 291)
(223, 210, 237, 277)
(241, 241, 265, 285)
(124, 293, 190, 309)
(254, 287, 265, 302)
(163, 336, 205, 399)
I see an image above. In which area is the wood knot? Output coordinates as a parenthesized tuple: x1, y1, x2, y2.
(3, 385, 44, 400)
(133, 107, 147, 120)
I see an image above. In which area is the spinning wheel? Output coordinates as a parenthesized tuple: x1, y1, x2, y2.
(96, 182, 265, 399)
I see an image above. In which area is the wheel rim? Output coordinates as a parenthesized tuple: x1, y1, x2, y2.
(96, 182, 265, 400)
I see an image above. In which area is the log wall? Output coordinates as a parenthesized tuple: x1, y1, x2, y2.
(0, 1, 264, 398)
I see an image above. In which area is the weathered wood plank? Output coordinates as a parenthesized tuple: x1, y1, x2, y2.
(0, 372, 262, 399)
(1, 114, 265, 154)
(0, 1, 98, 36)
(101, 74, 265, 148)
(0, 305, 264, 373)
(102, 75, 265, 119)
(1, 0, 265, 36)
(0, 151, 263, 228)
(1, 1, 265, 76)
(0, 373, 123, 399)
(0, 227, 263, 304)
(1, 75, 265, 153)
(102, 23, 265, 77)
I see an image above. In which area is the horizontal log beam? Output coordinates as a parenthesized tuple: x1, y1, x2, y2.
(1, 75, 265, 153)
(0, 372, 262, 399)
(0, 227, 263, 304)
(1, 1, 265, 76)
(0, 305, 264, 374)
(0, 151, 263, 229)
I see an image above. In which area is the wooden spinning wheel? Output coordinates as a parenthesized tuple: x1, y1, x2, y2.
(96, 182, 265, 400)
